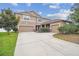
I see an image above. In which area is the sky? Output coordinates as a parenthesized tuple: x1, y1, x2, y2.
(0, 3, 74, 20)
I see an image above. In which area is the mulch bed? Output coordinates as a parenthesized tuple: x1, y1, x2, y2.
(54, 34, 79, 44)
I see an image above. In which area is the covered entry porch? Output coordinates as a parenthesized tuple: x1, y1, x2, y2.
(35, 24, 51, 31)
(35, 23, 60, 33)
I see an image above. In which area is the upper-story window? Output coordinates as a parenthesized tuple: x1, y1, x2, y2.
(23, 15, 30, 20)
(37, 18, 42, 22)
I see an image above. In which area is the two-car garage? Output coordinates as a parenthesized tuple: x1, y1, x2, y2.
(19, 26, 34, 32)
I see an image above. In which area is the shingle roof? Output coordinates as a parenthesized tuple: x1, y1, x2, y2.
(15, 11, 41, 18)
(40, 19, 72, 25)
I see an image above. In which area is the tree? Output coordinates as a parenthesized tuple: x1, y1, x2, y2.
(69, 3, 79, 33)
(69, 3, 79, 23)
(58, 24, 78, 34)
(0, 8, 18, 34)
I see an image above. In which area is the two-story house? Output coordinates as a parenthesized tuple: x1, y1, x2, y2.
(16, 11, 71, 33)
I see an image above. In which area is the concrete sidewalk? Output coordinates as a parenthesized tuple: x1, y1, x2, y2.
(14, 32, 79, 56)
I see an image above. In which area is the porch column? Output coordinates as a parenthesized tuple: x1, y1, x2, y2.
(40, 25, 42, 28)
(44, 24, 46, 28)
(36, 25, 40, 31)
(50, 24, 52, 32)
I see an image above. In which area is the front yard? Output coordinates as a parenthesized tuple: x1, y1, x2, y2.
(54, 34, 79, 44)
(0, 32, 18, 56)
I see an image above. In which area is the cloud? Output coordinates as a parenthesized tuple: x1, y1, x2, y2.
(13, 9, 25, 12)
(47, 9, 73, 19)
(26, 3, 32, 7)
(70, 3, 74, 6)
(16, 10, 25, 12)
(49, 4, 60, 9)
(42, 3, 50, 6)
(42, 3, 60, 9)
(11, 3, 18, 6)
(38, 11, 42, 14)
(49, 5, 60, 9)
(42, 3, 47, 5)
(47, 13, 64, 19)
(47, 13, 68, 19)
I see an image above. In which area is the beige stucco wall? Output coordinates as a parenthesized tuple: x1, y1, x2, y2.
(50, 21, 65, 33)
(16, 13, 37, 32)
(50, 21, 64, 28)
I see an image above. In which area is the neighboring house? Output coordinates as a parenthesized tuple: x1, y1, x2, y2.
(16, 11, 71, 33)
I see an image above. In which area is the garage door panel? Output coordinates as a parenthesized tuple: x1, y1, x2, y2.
(52, 25, 59, 33)
(19, 26, 34, 32)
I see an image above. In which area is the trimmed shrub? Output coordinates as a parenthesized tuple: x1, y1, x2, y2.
(58, 24, 78, 34)
(12, 27, 18, 32)
(38, 28, 50, 32)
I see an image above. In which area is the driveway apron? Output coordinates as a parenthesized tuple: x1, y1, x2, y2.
(14, 32, 79, 56)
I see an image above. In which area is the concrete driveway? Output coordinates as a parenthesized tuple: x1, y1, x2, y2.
(14, 32, 79, 56)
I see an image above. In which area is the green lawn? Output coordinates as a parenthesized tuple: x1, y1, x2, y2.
(0, 32, 18, 56)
